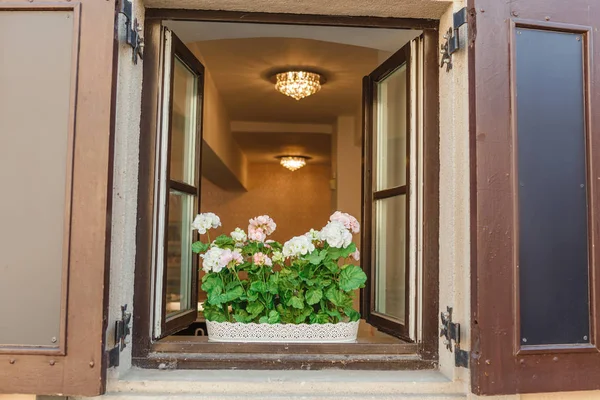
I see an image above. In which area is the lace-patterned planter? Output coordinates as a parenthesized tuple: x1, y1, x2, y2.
(206, 320, 360, 343)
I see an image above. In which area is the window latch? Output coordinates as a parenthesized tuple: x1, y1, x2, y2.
(107, 305, 132, 368)
(440, 306, 469, 368)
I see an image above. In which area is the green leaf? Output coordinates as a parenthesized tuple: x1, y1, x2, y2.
(339, 265, 367, 291)
(267, 274, 279, 294)
(344, 307, 361, 322)
(204, 305, 227, 322)
(214, 235, 235, 248)
(259, 316, 269, 324)
(192, 241, 210, 254)
(207, 286, 224, 305)
(287, 296, 304, 309)
(305, 288, 323, 305)
(267, 310, 280, 324)
(201, 275, 223, 293)
(325, 286, 352, 308)
(241, 291, 259, 302)
(246, 301, 264, 317)
(324, 261, 340, 274)
(233, 309, 252, 323)
(220, 285, 244, 303)
(307, 249, 326, 265)
(249, 281, 267, 294)
(326, 308, 343, 322)
(294, 307, 312, 324)
(309, 312, 330, 324)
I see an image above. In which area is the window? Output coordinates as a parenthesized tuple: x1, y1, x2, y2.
(362, 44, 412, 340)
(152, 29, 205, 339)
(134, 11, 440, 369)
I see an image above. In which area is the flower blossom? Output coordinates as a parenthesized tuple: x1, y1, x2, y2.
(252, 252, 273, 267)
(351, 249, 360, 261)
(304, 229, 322, 242)
(200, 247, 243, 273)
(271, 251, 285, 264)
(230, 227, 247, 246)
(192, 212, 221, 234)
(282, 235, 315, 258)
(320, 220, 353, 249)
(330, 211, 360, 234)
(248, 215, 276, 242)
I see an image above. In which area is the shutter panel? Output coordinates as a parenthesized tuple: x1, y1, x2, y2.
(0, 0, 116, 395)
(471, 0, 600, 395)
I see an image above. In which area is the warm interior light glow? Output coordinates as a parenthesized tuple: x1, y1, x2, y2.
(274, 71, 322, 100)
(280, 156, 307, 171)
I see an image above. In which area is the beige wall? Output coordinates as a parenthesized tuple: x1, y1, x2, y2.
(201, 162, 332, 244)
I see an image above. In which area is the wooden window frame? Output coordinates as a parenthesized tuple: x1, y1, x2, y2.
(154, 32, 205, 338)
(469, 0, 600, 395)
(133, 9, 440, 369)
(362, 44, 412, 340)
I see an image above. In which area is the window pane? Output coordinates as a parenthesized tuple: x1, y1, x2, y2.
(170, 56, 198, 185)
(374, 195, 406, 322)
(515, 28, 590, 345)
(166, 189, 194, 317)
(374, 64, 407, 191)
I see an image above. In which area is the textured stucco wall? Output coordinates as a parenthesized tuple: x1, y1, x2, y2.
(104, 0, 146, 379)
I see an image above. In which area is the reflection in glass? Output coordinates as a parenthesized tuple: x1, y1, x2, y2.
(166, 190, 194, 317)
(374, 195, 406, 322)
(374, 64, 407, 191)
(170, 56, 198, 185)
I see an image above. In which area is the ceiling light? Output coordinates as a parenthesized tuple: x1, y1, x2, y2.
(274, 71, 322, 100)
(279, 156, 307, 171)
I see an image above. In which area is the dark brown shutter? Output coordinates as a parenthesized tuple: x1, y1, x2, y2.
(470, 0, 600, 394)
(0, 0, 116, 395)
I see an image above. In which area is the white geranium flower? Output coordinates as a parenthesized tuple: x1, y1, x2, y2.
(271, 251, 285, 264)
(282, 235, 315, 258)
(320, 220, 352, 249)
(192, 212, 221, 234)
(230, 227, 247, 246)
(304, 229, 322, 242)
(199, 246, 225, 273)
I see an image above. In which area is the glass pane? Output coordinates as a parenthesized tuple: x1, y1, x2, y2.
(374, 195, 406, 322)
(374, 64, 407, 191)
(170, 56, 198, 185)
(516, 28, 589, 345)
(166, 190, 194, 317)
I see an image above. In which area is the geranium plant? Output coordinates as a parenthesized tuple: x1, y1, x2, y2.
(191, 212, 367, 325)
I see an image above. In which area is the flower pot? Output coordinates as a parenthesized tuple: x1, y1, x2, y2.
(206, 320, 359, 343)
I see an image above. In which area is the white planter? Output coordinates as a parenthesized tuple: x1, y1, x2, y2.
(206, 320, 359, 343)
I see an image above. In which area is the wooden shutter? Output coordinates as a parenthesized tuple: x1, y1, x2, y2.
(0, 0, 116, 395)
(470, 0, 600, 394)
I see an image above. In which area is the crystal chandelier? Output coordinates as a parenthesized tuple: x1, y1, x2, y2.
(274, 71, 322, 100)
(279, 156, 307, 171)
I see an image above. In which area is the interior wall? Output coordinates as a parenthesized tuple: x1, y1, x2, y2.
(201, 162, 332, 244)
(189, 43, 248, 189)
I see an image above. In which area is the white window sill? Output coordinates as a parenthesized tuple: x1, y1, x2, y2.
(106, 368, 467, 398)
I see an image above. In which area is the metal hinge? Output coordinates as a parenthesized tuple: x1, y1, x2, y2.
(116, 0, 144, 64)
(440, 306, 469, 368)
(440, 7, 468, 72)
(107, 305, 132, 368)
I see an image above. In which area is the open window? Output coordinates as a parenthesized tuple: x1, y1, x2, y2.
(152, 29, 205, 339)
(362, 44, 412, 340)
(135, 12, 439, 369)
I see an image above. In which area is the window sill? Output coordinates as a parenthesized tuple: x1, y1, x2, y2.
(107, 368, 466, 398)
(134, 335, 432, 370)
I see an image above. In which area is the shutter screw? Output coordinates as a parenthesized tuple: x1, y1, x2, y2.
(577, 37, 581, 41)
(49, 360, 56, 366)
(89, 361, 95, 368)
(511, 11, 519, 17)
(545, 16, 551, 21)
(51, 337, 57, 343)
(480, 9, 485, 13)
(519, 359, 525, 364)
(485, 359, 491, 365)
(9, 359, 15, 364)
(584, 335, 588, 340)
(522, 337, 527, 343)
(553, 356, 559, 361)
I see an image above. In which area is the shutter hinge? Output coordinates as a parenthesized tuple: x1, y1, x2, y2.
(107, 305, 132, 368)
(440, 306, 469, 368)
(440, 7, 468, 72)
(115, 0, 144, 64)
